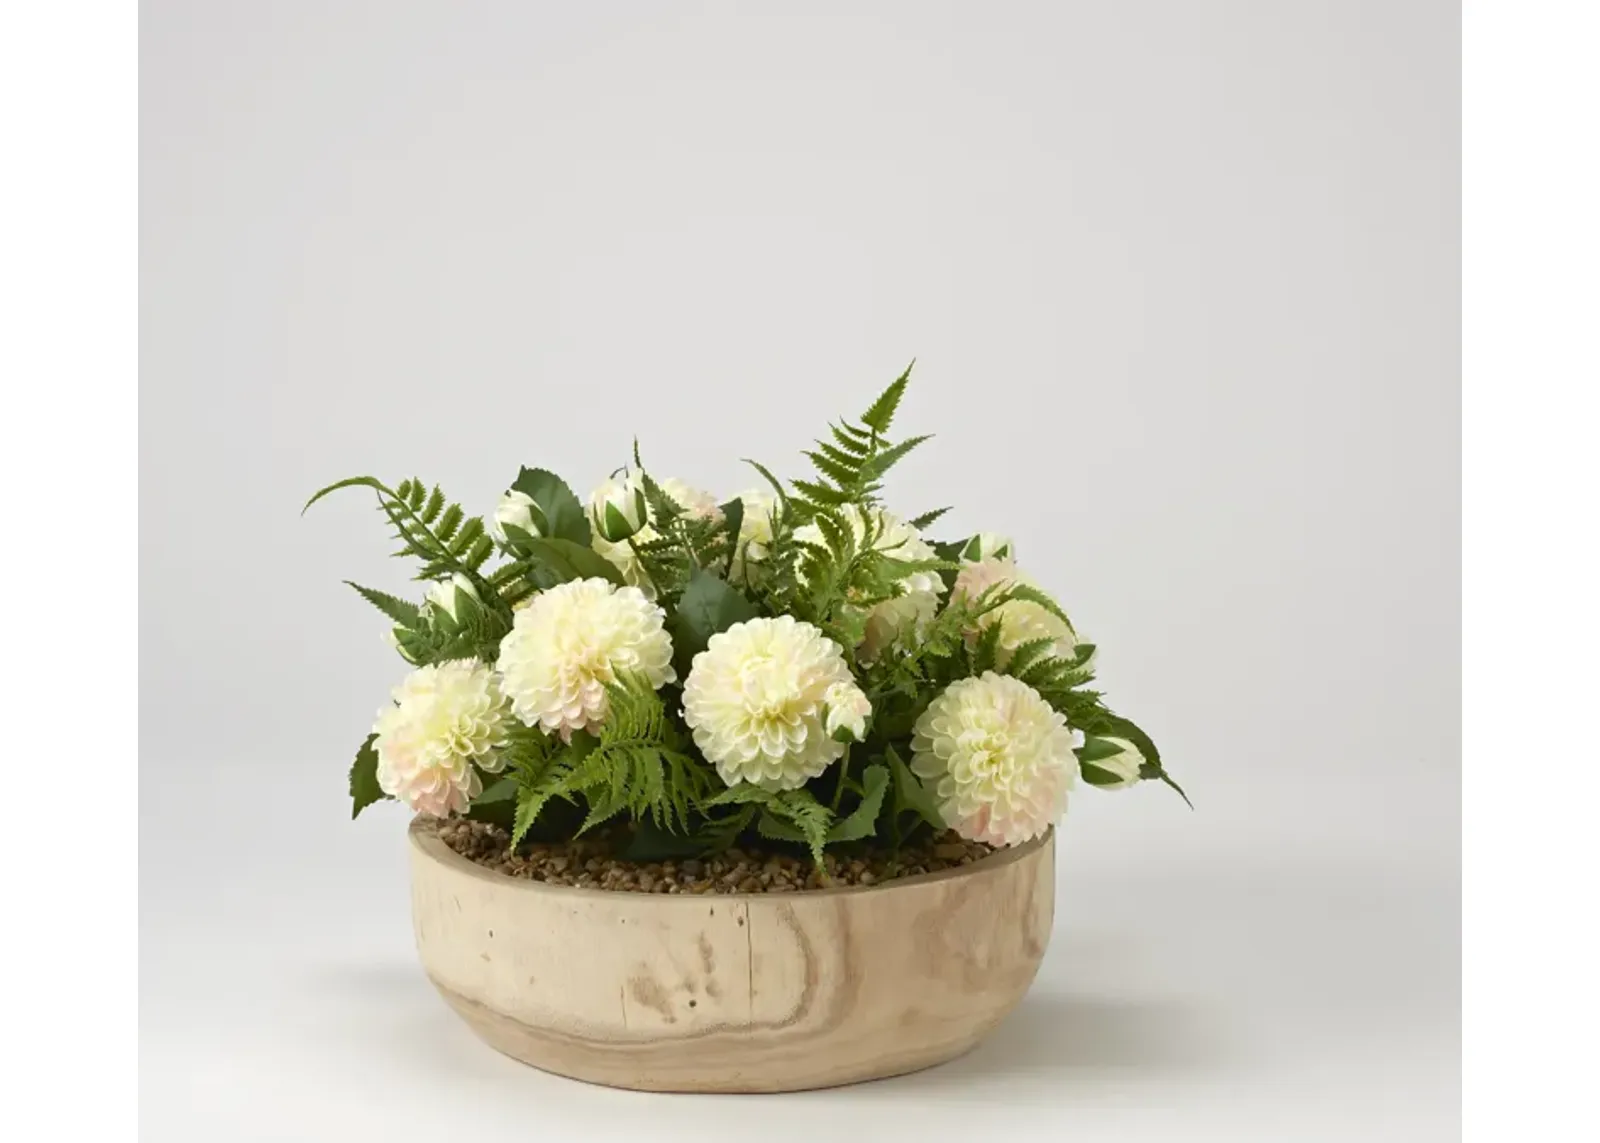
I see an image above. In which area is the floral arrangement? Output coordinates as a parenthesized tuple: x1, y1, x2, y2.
(307, 368, 1185, 870)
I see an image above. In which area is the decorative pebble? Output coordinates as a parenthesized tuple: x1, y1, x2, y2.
(431, 819, 996, 893)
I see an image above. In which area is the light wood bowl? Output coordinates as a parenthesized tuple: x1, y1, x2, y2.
(409, 817, 1055, 1092)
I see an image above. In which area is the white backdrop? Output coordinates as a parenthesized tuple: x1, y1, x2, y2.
(140, 2, 1459, 1139)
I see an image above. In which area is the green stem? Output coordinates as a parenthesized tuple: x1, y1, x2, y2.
(627, 536, 668, 598)
(831, 748, 852, 812)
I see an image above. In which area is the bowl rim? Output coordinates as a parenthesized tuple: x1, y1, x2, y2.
(409, 815, 1054, 902)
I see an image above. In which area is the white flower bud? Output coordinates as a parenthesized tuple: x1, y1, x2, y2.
(490, 489, 544, 543)
(591, 475, 649, 543)
(823, 682, 872, 743)
(1079, 736, 1143, 789)
(960, 531, 1015, 563)
(427, 573, 479, 622)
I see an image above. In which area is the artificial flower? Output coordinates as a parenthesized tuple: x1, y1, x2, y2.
(496, 577, 676, 738)
(488, 489, 543, 544)
(1079, 736, 1143, 789)
(682, 615, 868, 790)
(426, 573, 480, 622)
(372, 659, 511, 817)
(911, 671, 1078, 846)
(589, 473, 722, 595)
(822, 681, 872, 742)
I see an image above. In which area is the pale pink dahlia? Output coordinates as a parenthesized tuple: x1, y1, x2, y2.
(372, 660, 511, 817)
(910, 672, 1078, 847)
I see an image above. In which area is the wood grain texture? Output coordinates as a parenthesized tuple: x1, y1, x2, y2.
(409, 818, 1055, 1092)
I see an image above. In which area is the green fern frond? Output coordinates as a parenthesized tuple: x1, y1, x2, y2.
(860, 433, 931, 481)
(971, 620, 1004, 675)
(860, 363, 913, 435)
(1001, 637, 1058, 679)
(827, 423, 871, 455)
(345, 581, 422, 630)
(791, 477, 852, 506)
(434, 503, 463, 543)
(999, 582, 1073, 628)
(421, 486, 445, 524)
(705, 783, 834, 865)
(304, 474, 498, 597)
(803, 447, 859, 488)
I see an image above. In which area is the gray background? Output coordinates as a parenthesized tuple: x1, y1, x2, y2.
(140, 2, 1459, 1138)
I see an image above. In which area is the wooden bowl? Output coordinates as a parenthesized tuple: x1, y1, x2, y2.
(409, 817, 1055, 1092)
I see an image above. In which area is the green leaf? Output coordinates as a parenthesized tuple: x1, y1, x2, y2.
(617, 817, 709, 861)
(757, 810, 808, 844)
(930, 539, 965, 593)
(474, 774, 520, 804)
(1156, 769, 1194, 808)
(860, 362, 914, 435)
(521, 537, 625, 586)
(510, 467, 590, 545)
(669, 567, 760, 673)
(349, 734, 387, 819)
(345, 582, 422, 630)
(908, 507, 950, 531)
(464, 774, 519, 826)
(718, 497, 745, 574)
(1076, 736, 1125, 764)
(827, 765, 889, 843)
(886, 745, 944, 832)
(1083, 711, 1161, 767)
(1081, 762, 1132, 787)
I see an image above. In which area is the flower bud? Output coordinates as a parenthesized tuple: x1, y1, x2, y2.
(823, 682, 872, 743)
(1078, 736, 1143, 789)
(427, 573, 480, 622)
(591, 475, 649, 542)
(490, 489, 545, 544)
(959, 531, 1015, 563)
(382, 626, 417, 664)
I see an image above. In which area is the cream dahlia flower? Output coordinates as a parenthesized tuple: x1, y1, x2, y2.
(911, 672, 1078, 847)
(372, 660, 511, 818)
(589, 473, 722, 595)
(794, 506, 946, 660)
(682, 616, 868, 790)
(496, 577, 676, 738)
(952, 558, 1075, 667)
